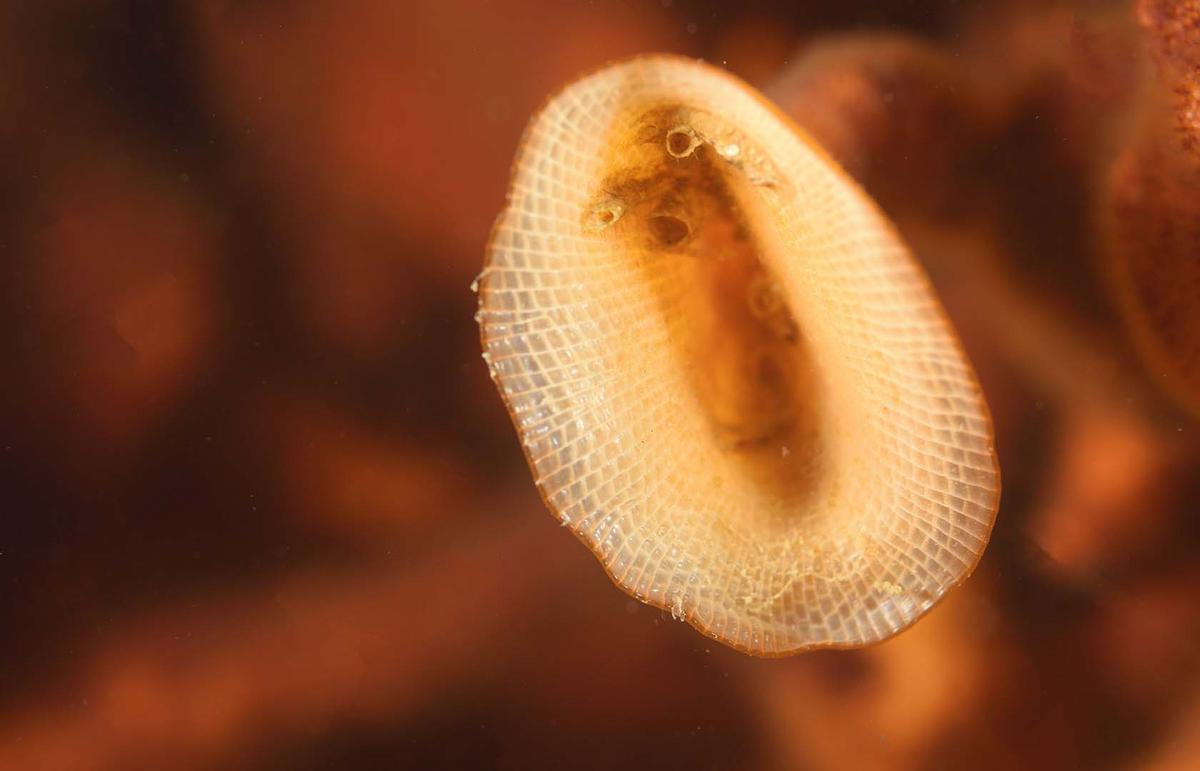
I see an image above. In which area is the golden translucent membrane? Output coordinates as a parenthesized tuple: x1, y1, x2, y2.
(478, 55, 999, 655)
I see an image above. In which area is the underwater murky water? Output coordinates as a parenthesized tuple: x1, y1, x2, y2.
(1, 2, 1198, 769)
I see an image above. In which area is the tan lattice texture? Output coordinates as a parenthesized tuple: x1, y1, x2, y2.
(477, 55, 999, 655)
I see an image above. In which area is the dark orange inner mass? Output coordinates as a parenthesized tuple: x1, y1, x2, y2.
(589, 108, 826, 508)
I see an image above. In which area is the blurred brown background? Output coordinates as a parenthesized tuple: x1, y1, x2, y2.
(2, 1, 1200, 769)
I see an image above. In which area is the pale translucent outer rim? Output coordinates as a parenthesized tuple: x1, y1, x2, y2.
(478, 53, 1001, 656)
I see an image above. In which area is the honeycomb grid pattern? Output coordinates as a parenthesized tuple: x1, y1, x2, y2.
(478, 55, 1000, 655)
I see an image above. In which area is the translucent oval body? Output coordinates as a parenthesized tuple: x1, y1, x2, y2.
(477, 55, 1000, 655)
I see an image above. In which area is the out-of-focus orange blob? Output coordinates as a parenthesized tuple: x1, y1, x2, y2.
(1100, 0, 1200, 416)
(1030, 409, 1184, 579)
(756, 584, 1006, 771)
(189, 0, 684, 361)
(22, 161, 219, 470)
(257, 393, 476, 537)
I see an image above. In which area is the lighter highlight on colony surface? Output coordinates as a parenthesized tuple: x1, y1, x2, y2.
(476, 55, 1000, 656)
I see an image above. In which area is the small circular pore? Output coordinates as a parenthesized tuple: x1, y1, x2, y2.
(666, 126, 702, 158)
(648, 213, 691, 246)
(585, 199, 625, 232)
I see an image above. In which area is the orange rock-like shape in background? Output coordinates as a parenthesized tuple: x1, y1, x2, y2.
(767, 34, 989, 218)
(0, 513, 583, 771)
(1093, 564, 1200, 710)
(1101, 0, 1200, 417)
(190, 0, 684, 361)
(1140, 677, 1200, 771)
(18, 160, 219, 471)
(755, 584, 1006, 771)
(1029, 408, 1185, 580)
(250, 392, 476, 538)
(712, 15, 799, 86)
